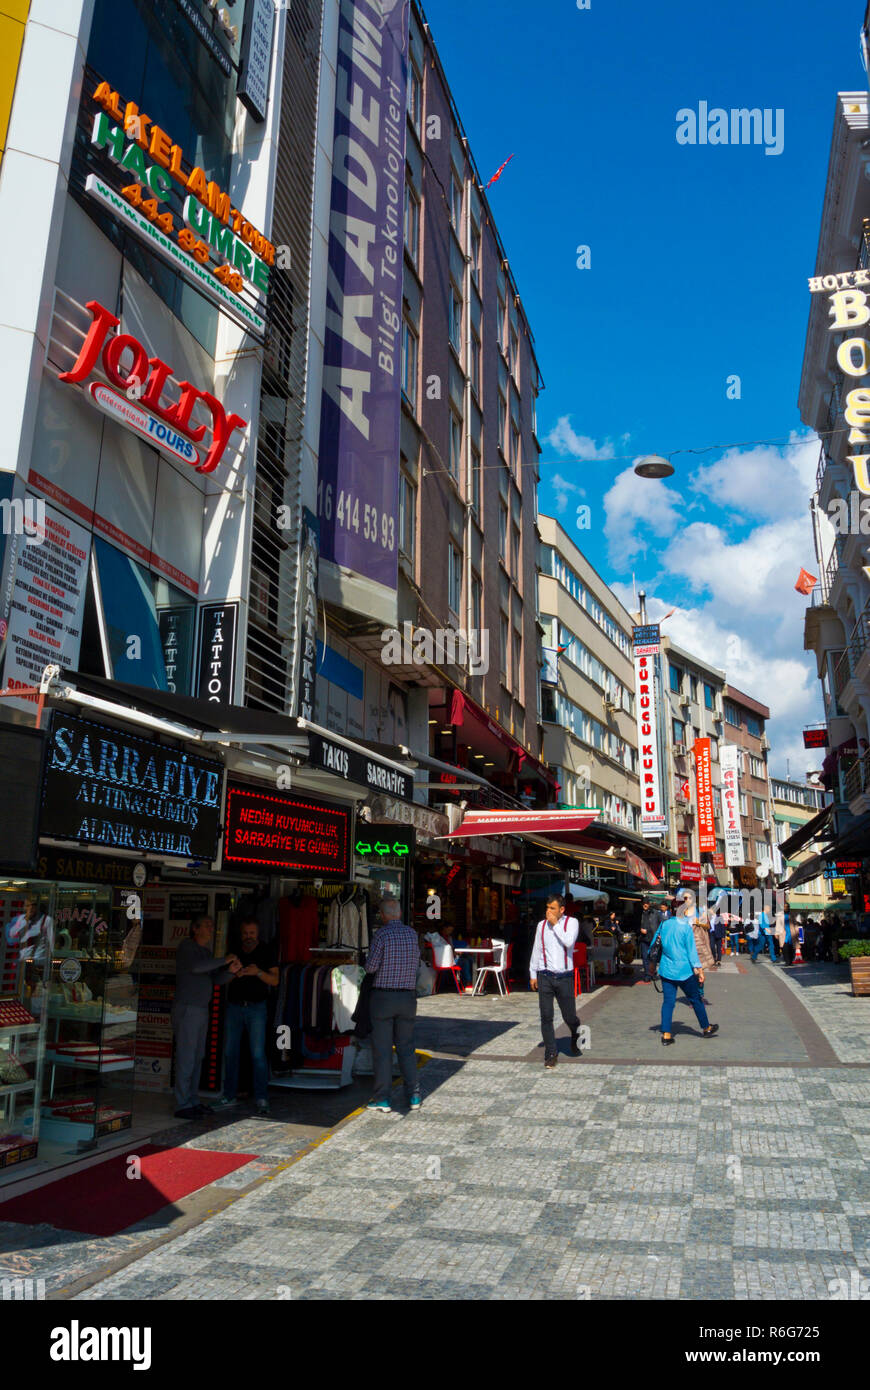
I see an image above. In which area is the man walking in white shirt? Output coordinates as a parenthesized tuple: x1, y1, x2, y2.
(530, 894, 581, 1068)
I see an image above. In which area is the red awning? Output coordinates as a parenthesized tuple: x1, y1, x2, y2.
(445, 809, 599, 839)
(446, 690, 559, 788)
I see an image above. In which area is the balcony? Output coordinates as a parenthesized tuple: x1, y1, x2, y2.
(816, 442, 831, 493)
(844, 747, 870, 814)
(846, 597, 870, 674)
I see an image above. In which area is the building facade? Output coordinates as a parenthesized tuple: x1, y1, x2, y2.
(720, 684, 774, 887)
(538, 515, 640, 831)
(771, 776, 838, 916)
(660, 640, 726, 870)
(798, 90, 870, 869)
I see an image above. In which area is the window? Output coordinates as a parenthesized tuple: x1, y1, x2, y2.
(713, 789, 722, 815)
(403, 180, 420, 265)
(739, 792, 748, 816)
(470, 330, 481, 397)
(690, 675, 698, 700)
(752, 796, 766, 820)
(511, 423, 521, 474)
(670, 665, 682, 693)
(449, 412, 462, 481)
(511, 524, 520, 578)
(448, 544, 462, 616)
(724, 700, 740, 726)
(746, 713, 763, 738)
(471, 444, 481, 516)
(449, 286, 462, 351)
(715, 838, 725, 856)
(500, 613, 509, 682)
(710, 736, 719, 760)
(450, 173, 462, 232)
(470, 221, 480, 286)
(512, 628, 522, 697)
(742, 838, 750, 859)
(704, 682, 715, 710)
(497, 287, 507, 351)
(89, 537, 196, 694)
(471, 571, 482, 633)
(498, 390, 507, 455)
(693, 726, 700, 745)
(672, 719, 684, 746)
(401, 318, 417, 407)
(510, 324, 520, 381)
(498, 502, 508, 561)
(750, 755, 765, 779)
(408, 64, 422, 134)
(398, 471, 416, 561)
(754, 840, 768, 862)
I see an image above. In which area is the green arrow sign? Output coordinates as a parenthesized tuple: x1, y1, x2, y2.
(355, 841, 372, 855)
(392, 842, 409, 856)
(373, 841, 390, 856)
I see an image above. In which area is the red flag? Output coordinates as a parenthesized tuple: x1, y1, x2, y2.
(795, 568, 818, 595)
(485, 153, 515, 189)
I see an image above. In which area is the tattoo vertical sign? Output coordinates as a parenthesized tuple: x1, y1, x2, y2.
(297, 509, 319, 720)
(316, 0, 410, 616)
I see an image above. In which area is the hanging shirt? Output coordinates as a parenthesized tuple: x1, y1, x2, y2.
(529, 915, 579, 979)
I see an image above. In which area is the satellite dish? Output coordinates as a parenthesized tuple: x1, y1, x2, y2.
(756, 865, 769, 880)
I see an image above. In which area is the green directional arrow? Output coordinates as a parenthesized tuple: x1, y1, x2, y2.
(392, 842, 409, 855)
(374, 841, 390, 856)
(355, 841, 372, 855)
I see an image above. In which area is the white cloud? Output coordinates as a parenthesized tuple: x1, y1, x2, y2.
(688, 432, 819, 520)
(602, 464, 684, 567)
(545, 415, 616, 460)
(550, 472, 586, 515)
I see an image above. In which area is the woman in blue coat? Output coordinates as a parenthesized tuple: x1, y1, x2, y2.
(652, 910, 720, 1046)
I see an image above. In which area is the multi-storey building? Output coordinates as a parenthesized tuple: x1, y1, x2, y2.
(772, 776, 837, 916)
(660, 641, 726, 869)
(798, 89, 870, 874)
(309, 0, 551, 819)
(720, 684, 774, 886)
(538, 515, 640, 832)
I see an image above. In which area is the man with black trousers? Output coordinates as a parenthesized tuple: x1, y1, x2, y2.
(530, 894, 581, 1068)
(638, 898, 662, 983)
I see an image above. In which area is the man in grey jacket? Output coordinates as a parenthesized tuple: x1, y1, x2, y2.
(172, 916, 239, 1118)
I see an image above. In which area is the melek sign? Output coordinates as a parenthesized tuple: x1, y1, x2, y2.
(40, 712, 223, 860)
(223, 783, 351, 875)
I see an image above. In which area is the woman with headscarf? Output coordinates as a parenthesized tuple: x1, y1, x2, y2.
(650, 898, 719, 1046)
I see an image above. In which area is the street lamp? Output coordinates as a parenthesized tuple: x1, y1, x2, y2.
(634, 454, 675, 479)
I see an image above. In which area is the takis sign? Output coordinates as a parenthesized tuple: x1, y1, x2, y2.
(808, 267, 870, 578)
(85, 79, 274, 327)
(59, 300, 247, 475)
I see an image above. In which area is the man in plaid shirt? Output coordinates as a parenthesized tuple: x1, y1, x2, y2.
(365, 898, 421, 1114)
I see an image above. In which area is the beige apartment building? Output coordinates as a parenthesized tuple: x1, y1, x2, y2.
(661, 641, 727, 868)
(538, 516, 641, 832)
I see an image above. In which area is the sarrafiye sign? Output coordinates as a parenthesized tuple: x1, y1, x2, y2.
(808, 268, 870, 578)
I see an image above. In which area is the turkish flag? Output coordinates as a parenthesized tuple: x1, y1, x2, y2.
(795, 568, 818, 595)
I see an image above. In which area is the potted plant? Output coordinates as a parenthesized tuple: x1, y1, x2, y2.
(838, 940, 870, 995)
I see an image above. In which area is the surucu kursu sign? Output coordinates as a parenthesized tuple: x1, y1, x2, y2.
(58, 300, 247, 475)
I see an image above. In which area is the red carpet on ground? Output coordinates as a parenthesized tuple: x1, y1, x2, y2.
(0, 1145, 256, 1236)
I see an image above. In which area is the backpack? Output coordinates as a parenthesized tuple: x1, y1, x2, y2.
(648, 926, 664, 973)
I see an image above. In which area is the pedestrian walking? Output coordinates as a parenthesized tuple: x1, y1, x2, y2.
(774, 906, 787, 960)
(729, 915, 743, 956)
(212, 917, 279, 1116)
(651, 909, 719, 1045)
(782, 914, 799, 966)
(746, 913, 763, 962)
(529, 894, 582, 1068)
(759, 904, 777, 962)
(172, 916, 240, 1119)
(709, 908, 726, 965)
(638, 897, 662, 983)
(365, 899, 422, 1114)
(692, 912, 715, 1005)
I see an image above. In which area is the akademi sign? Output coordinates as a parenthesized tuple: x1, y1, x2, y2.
(632, 625, 667, 837)
(59, 300, 247, 476)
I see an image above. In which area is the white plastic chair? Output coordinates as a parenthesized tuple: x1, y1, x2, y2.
(473, 939, 509, 996)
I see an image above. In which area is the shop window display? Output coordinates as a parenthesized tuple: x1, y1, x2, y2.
(0, 879, 140, 1180)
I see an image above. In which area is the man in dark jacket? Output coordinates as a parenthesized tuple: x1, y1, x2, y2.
(638, 899, 662, 983)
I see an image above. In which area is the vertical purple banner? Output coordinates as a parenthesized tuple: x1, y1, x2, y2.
(317, 0, 409, 596)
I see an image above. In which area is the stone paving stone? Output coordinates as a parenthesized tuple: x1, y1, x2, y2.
(423, 1194, 545, 1233)
(385, 1236, 517, 1281)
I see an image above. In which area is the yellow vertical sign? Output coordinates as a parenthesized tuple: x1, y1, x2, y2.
(0, 0, 31, 171)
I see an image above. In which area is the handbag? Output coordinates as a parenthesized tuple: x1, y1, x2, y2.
(648, 927, 664, 972)
(415, 961, 436, 997)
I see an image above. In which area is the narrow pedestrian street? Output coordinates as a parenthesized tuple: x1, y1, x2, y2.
(3, 959, 867, 1303)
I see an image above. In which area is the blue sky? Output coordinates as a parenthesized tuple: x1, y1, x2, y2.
(426, 0, 867, 777)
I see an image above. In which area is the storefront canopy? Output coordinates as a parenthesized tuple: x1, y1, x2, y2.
(444, 809, 600, 840)
(777, 805, 833, 859)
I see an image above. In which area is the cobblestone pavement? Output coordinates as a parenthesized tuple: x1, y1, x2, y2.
(61, 960, 870, 1301)
(4, 960, 869, 1300)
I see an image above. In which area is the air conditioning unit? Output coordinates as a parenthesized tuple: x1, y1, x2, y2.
(760, 735, 771, 750)
(673, 741, 686, 754)
(679, 694, 691, 708)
